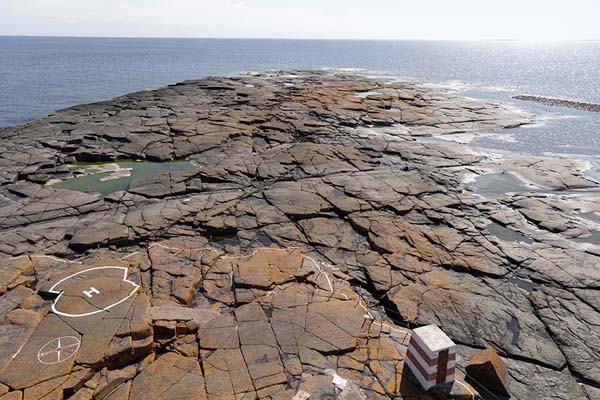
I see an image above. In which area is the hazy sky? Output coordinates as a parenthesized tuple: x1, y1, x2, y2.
(1, 0, 599, 41)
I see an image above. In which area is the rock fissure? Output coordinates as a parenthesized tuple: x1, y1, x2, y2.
(0, 70, 595, 400)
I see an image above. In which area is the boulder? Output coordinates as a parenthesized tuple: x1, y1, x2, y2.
(466, 347, 509, 396)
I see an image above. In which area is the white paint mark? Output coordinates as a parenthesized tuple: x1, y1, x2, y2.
(30, 254, 82, 264)
(38, 246, 414, 340)
(291, 390, 311, 400)
(37, 336, 80, 365)
(83, 286, 100, 298)
(24, 245, 431, 400)
(120, 251, 138, 260)
(149, 242, 214, 254)
(325, 369, 348, 390)
(305, 255, 334, 292)
(11, 344, 25, 359)
(49, 266, 139, 318)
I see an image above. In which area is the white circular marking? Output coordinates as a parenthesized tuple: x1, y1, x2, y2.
(37, 336, 80, 365)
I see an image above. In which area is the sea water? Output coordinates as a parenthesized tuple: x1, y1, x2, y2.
(1, 36, 600, 156)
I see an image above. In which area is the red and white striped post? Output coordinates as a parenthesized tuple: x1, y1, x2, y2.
(405, 325, 456, 391)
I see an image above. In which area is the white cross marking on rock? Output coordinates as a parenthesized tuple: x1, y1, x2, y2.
(37, 336, 80, 364)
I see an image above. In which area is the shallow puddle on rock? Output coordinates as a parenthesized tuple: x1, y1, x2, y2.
(580, 211, 600, 224)
(355, 91, 381, 98)
(487, 222, 534, 244)
(469, 172, 541, 198)
(574, 229, 600, 245)
(509, 274, 541, 293)
(506, 316, 520, 346)
(470, 171, 600, 198)
(50, 160, 195, 196)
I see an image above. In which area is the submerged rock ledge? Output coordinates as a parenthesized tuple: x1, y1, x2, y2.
(0, 70, 598, 400)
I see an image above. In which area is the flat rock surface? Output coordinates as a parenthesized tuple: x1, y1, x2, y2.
(0, 70, 597, 399)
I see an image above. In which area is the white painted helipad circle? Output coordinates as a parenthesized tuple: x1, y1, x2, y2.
(49, 266, 140, 318)
(37, 336, 80, 365)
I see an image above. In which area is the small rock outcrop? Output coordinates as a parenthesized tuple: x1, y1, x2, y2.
(69, 221, 130, 250)
(466, 348, 509, 397)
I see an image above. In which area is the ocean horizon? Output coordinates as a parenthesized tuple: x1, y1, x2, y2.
(2, 36, 600, 157)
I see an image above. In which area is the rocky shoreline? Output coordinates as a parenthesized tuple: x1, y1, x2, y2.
(0, 70, 599, 400)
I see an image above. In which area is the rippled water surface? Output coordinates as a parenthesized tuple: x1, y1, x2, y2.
(1, 37, 600, 156)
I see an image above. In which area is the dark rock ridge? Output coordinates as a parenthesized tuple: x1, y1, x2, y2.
(514, 94, 600, 112)
(0, 70, 597, 399)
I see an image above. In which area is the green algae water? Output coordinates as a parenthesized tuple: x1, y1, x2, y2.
(51, 161, 195, 196)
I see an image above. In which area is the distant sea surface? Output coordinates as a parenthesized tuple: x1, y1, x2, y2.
(1, 36, 600, 156)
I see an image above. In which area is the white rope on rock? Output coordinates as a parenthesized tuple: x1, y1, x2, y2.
(455, 379, 476, 400)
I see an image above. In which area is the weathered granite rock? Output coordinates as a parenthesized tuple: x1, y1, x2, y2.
(0, 314, 79, 389)
(130, 352, 206, 399)
(0, 70, 595, 399)
(0, 257, 32, 295)
(499, 158, 599, 190)
(69, 221, 130, 250)
(456, 344, 589, 400)
(128, 172, 192, 198)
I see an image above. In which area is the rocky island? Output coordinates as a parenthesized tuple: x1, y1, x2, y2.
(0, 70, 598, 400)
